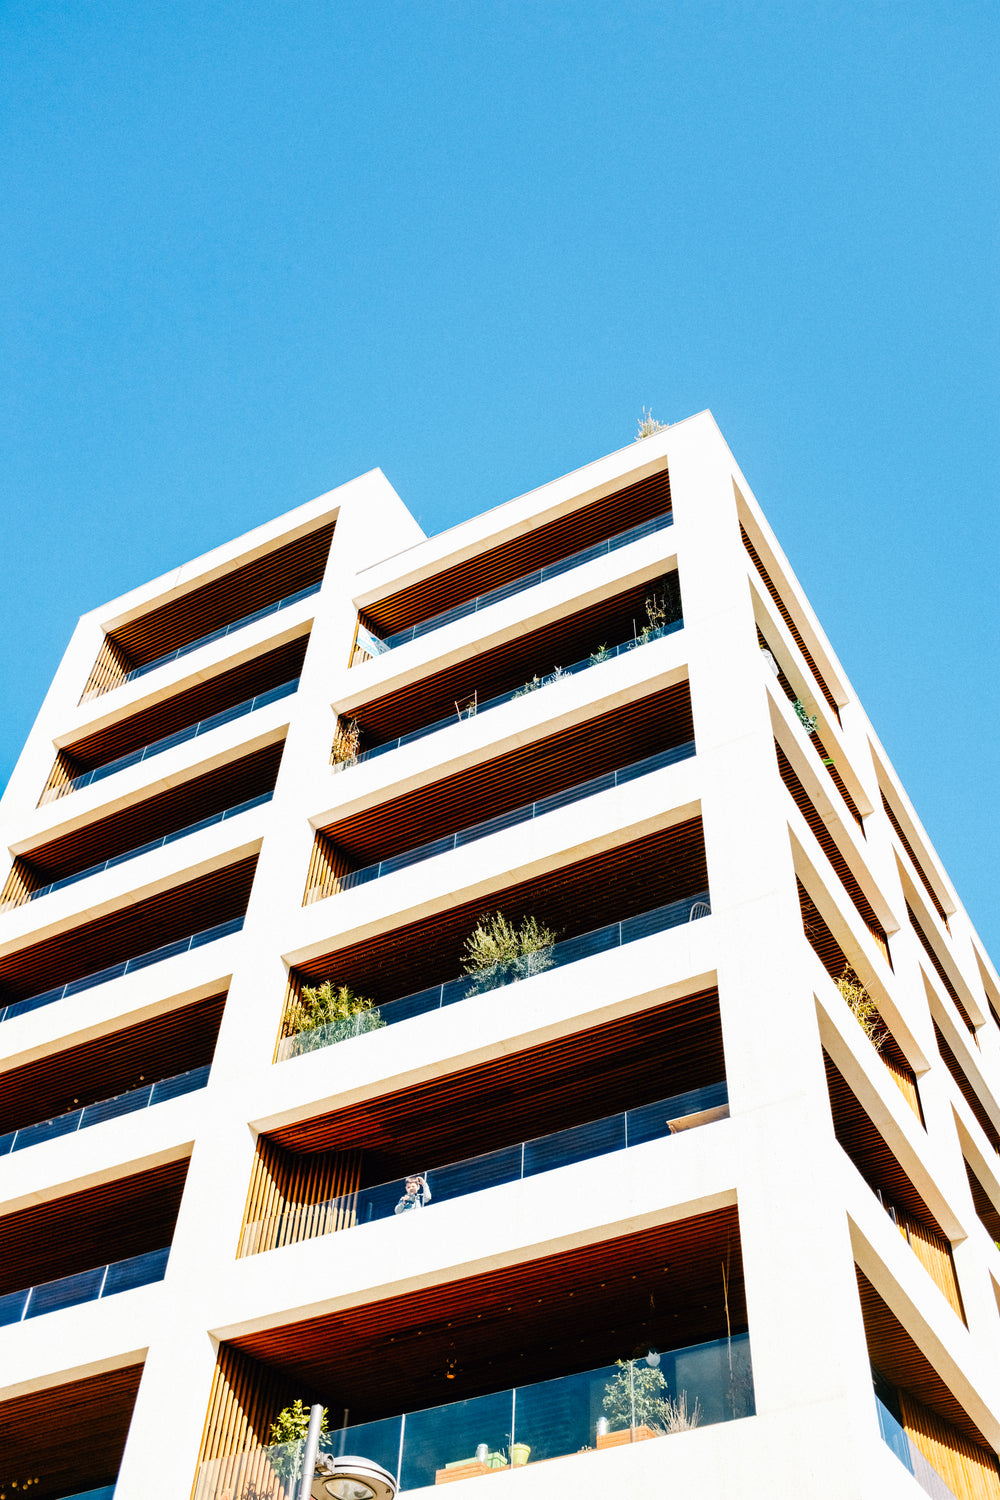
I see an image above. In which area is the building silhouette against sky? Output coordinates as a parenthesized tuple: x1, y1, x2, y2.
(1, 412, 999, 1500)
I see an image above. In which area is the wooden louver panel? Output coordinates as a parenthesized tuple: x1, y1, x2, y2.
(80, 633, 135, 704)
(908, 900, 974, 1035)
(890, 1208, 965, 1321)
(194, 1343, 302, 1491)
(900, 1391, 1000, 1500)
(776, 743, 888, 962)
(362, 467, 673, 637)
(742, 521, 840, 718)
(934, 1023, 1000, 1153)
(237, 1139, 362, 1256)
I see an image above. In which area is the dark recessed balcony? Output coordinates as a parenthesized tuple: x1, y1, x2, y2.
(41, 635, 306, 806)
(4, 741, 282, 910)
(311, 678, 694, 904)
(196, 1207, 751, 1493)
(279, 819, 709, 1058)
(0, 1365, 142, 1500)
(253, 988, 726, 1253)
(0, 858, 256, 1025)
(352, 465, 673, 663)
(81, 518, 335, 701)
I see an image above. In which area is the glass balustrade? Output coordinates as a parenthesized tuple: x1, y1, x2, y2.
(59, 1488, 116, 1500)
(0, 1063, 211, 1157)
(42, 680, 298, 803)
(241, 1081, 728, 1256)
(0, 915, 244, 1026)
(876, 1394, 960, 1500)
(194, 1333, 753, 1498)
(278, 892, 711, 1062)
(0, 1247, 169, 1328)
(362, 510, 674, 655)
(19, 794, 272, 907)
(124, 582, 321, 684)
(335, 741, 695, 894)
(340, 618, 683, 772)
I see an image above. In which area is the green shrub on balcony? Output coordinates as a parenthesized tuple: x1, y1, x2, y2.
(286, 981, 384, 1049)
(602, 1361, 702, 1434)
(268, 1400, 330, 1482)
(461, 912, 557, 994)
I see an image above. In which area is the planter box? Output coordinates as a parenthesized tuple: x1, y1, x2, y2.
(596, 1425, 658, 1449)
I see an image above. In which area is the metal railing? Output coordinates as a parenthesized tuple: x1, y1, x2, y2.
(0, 1064, 211, 1157)
(337, 617, 684, 773)
(194, 1333, 753, 1498)
(334, 741, 695, 895)
(0, 1246, 169, 1328)
(242, 1081, 728, 1255)
(0, 916, 244, 1026)
(363, 510, 674, 654)
(278, 892, 710, 1061)
(41, 679, 298, 803)
(13, 794, 272, 908)
(123, 581, 321, 684)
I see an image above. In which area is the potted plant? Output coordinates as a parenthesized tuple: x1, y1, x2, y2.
(460, 912, 558, 995)
(331, 717, 362, 769)
(268, 1399, 329, 1485)
(509, 1442, 531, 1466)
(285, 981, 384, 1051)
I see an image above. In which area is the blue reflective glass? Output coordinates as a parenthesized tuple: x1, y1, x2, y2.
(12, 1112, 81, 1150)
(150, 1064, 210, 1103)
(102, 1247, 169, 1296)
(81, 1089, 151, 1127)
(523, 1114, 625, 1177)
(426, 1143, 524, 1202)
(319, 1416, 403, 1480)
(513, 1364, 616, 1461)
(400, 1387, 514, 1492)
(25, 1266, 106, 1318)
(0, 1288, 29, 1325)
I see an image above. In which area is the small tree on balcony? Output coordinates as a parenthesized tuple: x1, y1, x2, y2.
(268, 1400, 330, 1483)
(460, 912, 557, 994)
(286, 981, 384, 1049)
(602, 1361, 701, 1435)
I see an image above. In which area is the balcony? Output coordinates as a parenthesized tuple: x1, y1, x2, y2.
(352, 465, 673, 664)
(281, 818, 709, 1057)
(0, 857, 255, 1026)
(81, 517, 334, 701)
(0, 1159, 187, 1328)
(338, 573, 681, 768)
(0, 1063, 209, 1156)
(4, 740, 282, 911)
(242, 1080, 727, 1256)
(195, 1333, 752, 1498)
(42, 633, 306, 806)
(197, 1206, 749, 1488)
(0, 1365, 141, 1500)
(0, 1246, 168, 1326)
(362, 512, 674, 656)
(311, 676, 693, 904)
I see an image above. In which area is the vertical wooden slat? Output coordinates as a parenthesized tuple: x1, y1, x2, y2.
(0, 857, 42, 912)
(238, 1137, 362, 1258)
(37, 749, 85, 807)
(302, 831, 351, 905)
(900, 1391, 1000, 1500)
(892, 1210, 965, 1321)
(193, 1343, 303, 1498)
(79, 634, 135, 704)
(880, 1054, 924, 1122)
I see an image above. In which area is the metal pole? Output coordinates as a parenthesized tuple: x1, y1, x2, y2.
(297, 1403, 324, 1500)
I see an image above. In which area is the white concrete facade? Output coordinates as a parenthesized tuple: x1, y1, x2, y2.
(1, 412, 999, 1500)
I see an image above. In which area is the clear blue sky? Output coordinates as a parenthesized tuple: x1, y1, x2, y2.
(1, 2, 997, 953)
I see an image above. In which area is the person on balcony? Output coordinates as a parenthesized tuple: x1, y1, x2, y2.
(394, 1173, 431, 1213)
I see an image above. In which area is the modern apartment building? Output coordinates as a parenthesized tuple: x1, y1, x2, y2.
(2, 412, 999, 1500)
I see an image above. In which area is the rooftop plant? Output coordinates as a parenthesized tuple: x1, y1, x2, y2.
(636, 408, 669, 439)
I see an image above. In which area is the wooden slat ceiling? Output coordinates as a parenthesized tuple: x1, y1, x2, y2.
(0, 992, 226, 1135)
(934, 1023, 1000, 1152)
(64, 636, 307, 772)
(0, 1363, 143, 1500)
(776, 744, 885, 945)
(963, 1159, 1000, 1242)
(273, 987, 723, 1165)
(352, 574, 677, 748)
(856, 1268, 992, 1450)
(0, 1156, 189, 1296)
(823, 1050, 940, 1231)
(364, 469, 672, 635)
(21, 741, 284, 882)
(0, 856, 257, 1001)
(295, 818, 708, 1000)
(323, 680, 693, 865)
(741, 522, 840, 717)
(110, 521, 335, 665)
(232, 1206, 743, 1423)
